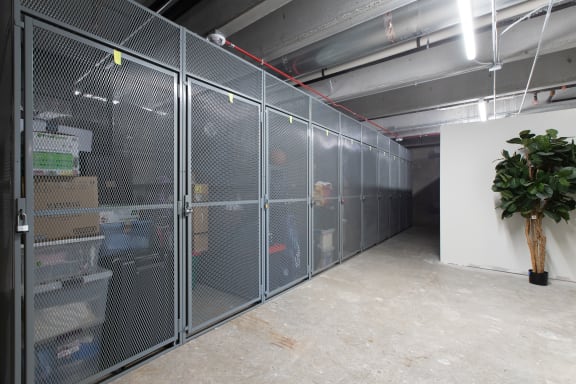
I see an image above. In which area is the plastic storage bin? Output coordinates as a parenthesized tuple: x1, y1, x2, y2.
(34, 266, 112, 342)
(35, 327, 101, 384)
(34, 236, 104, 285)
(100, 220, 153, 256)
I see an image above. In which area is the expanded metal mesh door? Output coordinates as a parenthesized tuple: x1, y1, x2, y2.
(267, 110, 308, 200)
(362, 144, 378, 248)
(187, 81, 261, 333)
(378, 151, 390, 242)
(29, 25, 176, 383)
(362, 197, 379, 248)
(189, 204, 260, 329)
(266, 109, 308, 294)
(341, 138, 362, 258)
(268, 202, 309, 293)
(312, 126, 339, 273)
(341, 138, 362, 197)
(362, 145, 378, 197)
(390, 156, 401, 235)
(342, 198, 362, 258)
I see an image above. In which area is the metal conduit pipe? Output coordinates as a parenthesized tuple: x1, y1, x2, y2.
(518, 0, 554, 114)
(296, 0, 569, 84)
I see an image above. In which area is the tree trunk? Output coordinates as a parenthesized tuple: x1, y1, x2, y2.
(525, 215, 546, 273)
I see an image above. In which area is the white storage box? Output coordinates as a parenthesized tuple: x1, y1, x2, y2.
(33, 131, 80, 176)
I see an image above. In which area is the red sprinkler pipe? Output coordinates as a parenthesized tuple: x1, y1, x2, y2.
(225, 40, 398, 138)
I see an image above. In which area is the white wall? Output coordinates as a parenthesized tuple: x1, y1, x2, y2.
(441, 109, 576, 282)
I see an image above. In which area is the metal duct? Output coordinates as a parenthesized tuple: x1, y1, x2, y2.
(268, 0, 547, 77)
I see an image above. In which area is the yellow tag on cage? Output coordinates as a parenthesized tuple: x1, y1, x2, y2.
(113, 50, 122, 65)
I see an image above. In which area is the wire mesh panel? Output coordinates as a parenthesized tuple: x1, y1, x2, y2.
(186, 80, 261, 333)
(30, 25, 176, 383)
(188, 82, 260, 202)
(378, 151, 390, 242)
(186, 33, 262, 101)
(189, 204, 260, 330)
(267, 109, 308, 200)
(341, 138, 362, 198)
(312, 126, 339, 195)
(361, 124, 378, 147)
(390, 156, 401, 236)
(342, 197, 361, 258)
(340, 114, 362, 141)
(362, 144, 378, 197)
(268, 201, 308, 293)
(312, 126, 339, 273)
(311, 98, 339, 132)
(265, 74, 309, 119)
(313, 199, 339, 272)
(362, 196, 379, 248)
(21, 0, 181, 69)
(266, 108, 308, 294)
(378, 134, 390, 152)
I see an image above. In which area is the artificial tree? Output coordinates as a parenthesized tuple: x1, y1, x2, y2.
(492, 129, 576, 285)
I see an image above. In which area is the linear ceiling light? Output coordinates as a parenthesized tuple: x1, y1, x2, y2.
(458, 0, 476, 60)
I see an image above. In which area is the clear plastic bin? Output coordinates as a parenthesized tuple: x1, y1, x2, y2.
(34, 236, 104, 285)
(34, 266, 112, 342)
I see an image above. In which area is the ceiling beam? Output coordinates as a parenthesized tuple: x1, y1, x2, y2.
(218, 0, 294, 37)
(341, 47, 576, 118)
(229, 0, 417, 60)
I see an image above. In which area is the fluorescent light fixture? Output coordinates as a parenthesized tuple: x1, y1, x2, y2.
(112, 100, 120, 105)
(478, 99, 487, 121)
(142, 107, 153, 112)
(458, 0, 476, 60)
(73, 90, 81, 96)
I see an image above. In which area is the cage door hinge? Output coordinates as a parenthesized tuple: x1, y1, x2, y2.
(262, 196, 269, 210)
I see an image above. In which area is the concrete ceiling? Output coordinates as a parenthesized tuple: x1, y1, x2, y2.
(141, 0, 576, 145)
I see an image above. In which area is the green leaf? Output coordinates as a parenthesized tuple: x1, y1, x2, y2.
(546, 129, 559, 137)
(507, 138, 522, 145)
(543, 210, 562, 222)
(519, 130, 535, 139)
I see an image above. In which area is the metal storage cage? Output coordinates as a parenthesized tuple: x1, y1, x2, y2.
(311, 98, 340, 133)
(312, 126, 340, 273)
(265, 109, 309, 295)
(362, 144, 379, 249)
(6, 0, 413, 382)
(340, 114, 362, 141)
(341, 137, 362, 259)
(186, 81, 261, 333)
(265, 74, 310, 120)
(23, 17, 178, 384)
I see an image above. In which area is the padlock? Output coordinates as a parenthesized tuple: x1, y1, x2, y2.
(17, 211, 29, 233)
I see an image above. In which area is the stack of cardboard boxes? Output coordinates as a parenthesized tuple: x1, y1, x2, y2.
(33, 131, 100, 242)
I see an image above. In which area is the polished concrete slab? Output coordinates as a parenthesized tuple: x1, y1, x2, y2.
(113, 227, 576, 384)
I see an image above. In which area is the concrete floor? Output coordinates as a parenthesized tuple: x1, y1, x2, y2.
(113, 227, 576, 384)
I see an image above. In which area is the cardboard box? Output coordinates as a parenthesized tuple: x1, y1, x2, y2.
(192, 207, 209, 234)
(33, 132, 80, 176)
(193, 233, 208, 254)
(34, 177, 99, 241)
(193, 184, 209, 202)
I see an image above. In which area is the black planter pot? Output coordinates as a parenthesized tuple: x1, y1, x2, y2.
(529, 269, 548, 286)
